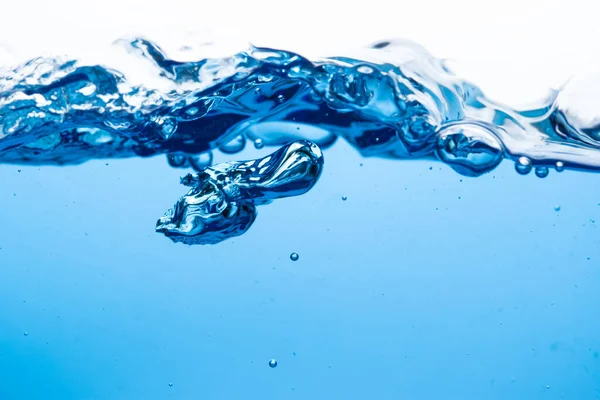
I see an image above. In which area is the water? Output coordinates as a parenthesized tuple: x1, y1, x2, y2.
(0, 37, 599, 399)
(2, 38, 600, 244)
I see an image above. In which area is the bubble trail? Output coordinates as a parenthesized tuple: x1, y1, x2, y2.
(155, 140, 323, 245)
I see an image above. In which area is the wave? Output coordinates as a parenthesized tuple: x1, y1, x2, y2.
(1, 37, 599, 243)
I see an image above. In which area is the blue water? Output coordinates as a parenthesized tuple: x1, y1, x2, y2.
(0, 37, 599, 399)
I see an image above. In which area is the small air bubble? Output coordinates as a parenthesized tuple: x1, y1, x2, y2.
(23, 332, 28, 336)
(220, 135, 246, 154)
(268, 359, 278, 368)
(515, 157, 532, 175)
(277, 94, 285, 103)
(341, 196, 347, 201)
(555, 161, 565, 172)
(535, 167, 549, 178)
(254, 138, 264, 149)
(189, 152, 213, 172)
(167, 153, 188, 168)
(554, 205, 561, 212)
(290, 252, 299, 261)
(169, 383, 173, 387)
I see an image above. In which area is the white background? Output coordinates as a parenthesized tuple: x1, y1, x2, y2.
(1, 0, 599, 107)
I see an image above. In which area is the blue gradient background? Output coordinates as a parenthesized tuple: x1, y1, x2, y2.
(0, 142, 599, 399)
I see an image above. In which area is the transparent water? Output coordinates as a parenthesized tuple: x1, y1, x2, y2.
(0, 35, 599, 399)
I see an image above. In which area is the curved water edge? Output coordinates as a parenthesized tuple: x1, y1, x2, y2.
(2, 37, 600, 243)
(1, 37, 600, 175)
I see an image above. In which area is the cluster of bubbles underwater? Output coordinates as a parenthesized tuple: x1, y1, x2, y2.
(1, 37, 600, 244)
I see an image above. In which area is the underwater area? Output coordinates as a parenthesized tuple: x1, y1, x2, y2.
(0, 0, 599, 398)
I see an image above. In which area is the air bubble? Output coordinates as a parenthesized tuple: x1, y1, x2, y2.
(555, 161, 565, 172)
(290, 252, 299, 261)
(254, 138, 264, 149)
(220, 135, 246, 154)
(435, 124, 503, 177)
(269, 359, 278, 368)
(167, 154, 188, 168)
(189, 152, 213, 172)
(554, 205, 561, 211)
(515, 157, 533, 175)
(157, 141, 324, 245)
(535, 167, 549, 178)
(341, 196, 347, 201)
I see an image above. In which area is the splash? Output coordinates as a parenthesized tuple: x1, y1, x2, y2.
(1, 37, 600, 243)
(155, 140, 323, 245)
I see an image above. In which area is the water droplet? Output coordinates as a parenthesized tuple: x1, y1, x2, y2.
(167, 153, 188, 168)
(23, 332, 28, 336)
(189, 152, 213, 172)
(290, 252, 299, 261)
(435, 124, 503, 177)
(515, 157, 533, 175)
(17, 169, 21, 172)
(277, 94, 285, 103)
(554, 205, 561, 212)
(268, 359, 278, 368)
(535, 166, 549, 178)
(254, 138, 264, 149)
(555, 161, 565, 172)
(219, 135, 246, 154)
(341, 196, 347, 201)
(169, 382, 173, 387)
